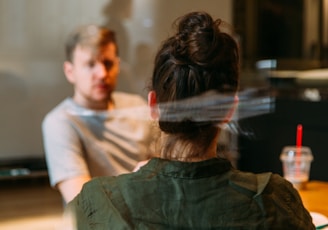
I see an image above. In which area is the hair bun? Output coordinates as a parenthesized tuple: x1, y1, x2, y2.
(172, 11, 222, 68)
(177, 11, 214, 37)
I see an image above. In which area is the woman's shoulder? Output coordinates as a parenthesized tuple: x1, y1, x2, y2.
(229, 169, 273, 195)
(81, 174, 135, 198)
(228, 169, 303, 200)
(260, 173, 315, 229)
(82, 176, 119, 192)
(229, 169, 294, 192)
(66, 176, 135, 229)
(72, 176, 125, 214)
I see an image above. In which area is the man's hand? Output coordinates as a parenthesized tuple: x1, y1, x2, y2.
(133, 160, 149, 172)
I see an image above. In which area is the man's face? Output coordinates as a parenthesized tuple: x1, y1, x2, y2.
(64, 42, 119, 109)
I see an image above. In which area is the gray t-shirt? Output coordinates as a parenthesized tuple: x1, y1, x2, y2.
(42, 92, 157, 187)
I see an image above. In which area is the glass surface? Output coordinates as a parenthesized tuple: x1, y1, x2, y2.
(0, 0, 232, 161)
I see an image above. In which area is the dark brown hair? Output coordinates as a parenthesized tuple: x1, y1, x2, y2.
(151, 11, 239, 132)
(150, 11, 239, 158)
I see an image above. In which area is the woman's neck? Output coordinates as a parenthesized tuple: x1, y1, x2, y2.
(159, 131, 219, 162)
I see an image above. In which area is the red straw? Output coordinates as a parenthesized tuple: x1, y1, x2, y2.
(296, 124, 303, 150)
(296, 124, 303, 175)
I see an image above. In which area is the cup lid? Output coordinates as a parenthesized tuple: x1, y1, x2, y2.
(280, 146, 313, 161)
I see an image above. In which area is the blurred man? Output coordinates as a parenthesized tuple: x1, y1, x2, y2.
(42, 25, 157, 203)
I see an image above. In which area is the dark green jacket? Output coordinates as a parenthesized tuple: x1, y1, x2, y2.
(66, 158, 315, 229)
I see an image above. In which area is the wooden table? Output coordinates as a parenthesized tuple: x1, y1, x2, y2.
(0, 178, 63, 230)
(298, 180, 328, 217)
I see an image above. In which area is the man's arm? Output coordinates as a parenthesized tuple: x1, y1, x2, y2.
(42, 109, 91, 203)
(57, 175, 91, 204)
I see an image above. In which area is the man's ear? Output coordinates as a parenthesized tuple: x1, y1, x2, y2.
(117, 57, 121, 74)
(63, 61, 75, 84)
(223, 95, 239, 123)
(148, 91, 159, 120)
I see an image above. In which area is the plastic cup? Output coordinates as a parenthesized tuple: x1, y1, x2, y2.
(280, 146, 313, 190)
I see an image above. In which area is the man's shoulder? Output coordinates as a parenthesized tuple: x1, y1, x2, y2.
(113, 91, 146, 107)
(43, 98, 72, 124)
